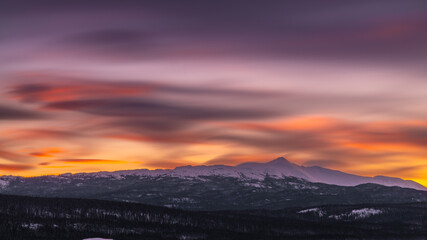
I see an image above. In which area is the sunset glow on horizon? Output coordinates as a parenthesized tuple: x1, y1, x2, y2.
(1, 0, 427, 186)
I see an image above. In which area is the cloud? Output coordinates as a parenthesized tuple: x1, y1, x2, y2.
(0, 164, 34, 171)
(341, 123, 427, 149)
(29, 148, 64, 158)
(107, 132, 213, 145)
(56, 159, 127, 164)
(0, 105, 44, 120)
(38, 159, 127, 167)
(228, 117, 427, 150)
(1, 0, 427, 185)
(5, 129, 82, 140)
(6, 76, 427, 174)
(140, 160, 189, 169)
(0, 150, 31, 163)
(205, 153, 278, 166)
(56, 29, 157, 60)
(65, 29, 149, 47)
(382, 165, 427, 175)
(10, 75, 280, 101)
(212, 130, 332, 152)
(302, 159, 351, 168)
(44, 98, 277, 120)
(10, 81, 151, 103)
(108, 119, 191, 133)
(7, 0, 424, 63)
(11, 74, 418, 122)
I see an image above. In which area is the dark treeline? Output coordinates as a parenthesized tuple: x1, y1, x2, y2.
(0, 194, 426, 240)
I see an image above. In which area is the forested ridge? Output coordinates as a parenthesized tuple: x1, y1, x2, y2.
(2, 175, 427, 211)
(0, 194, 426, 239)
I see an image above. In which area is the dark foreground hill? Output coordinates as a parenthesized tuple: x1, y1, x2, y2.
(0, 194, 426, 240)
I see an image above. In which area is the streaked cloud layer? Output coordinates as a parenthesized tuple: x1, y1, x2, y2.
(0, 0, 426, 186)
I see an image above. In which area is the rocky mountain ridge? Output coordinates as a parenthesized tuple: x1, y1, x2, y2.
(4, 157, 420, 190)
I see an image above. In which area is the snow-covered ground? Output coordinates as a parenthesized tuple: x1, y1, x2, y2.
(329, 208, 383, 220)
(298, 207, 383, 220)
(21, 223, 43, 230)
(349, 208, 383, 219)
(298, 208, 326, 217)
(0, 179, 9, 189)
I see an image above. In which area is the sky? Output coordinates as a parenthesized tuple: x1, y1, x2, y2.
(0, 0, 427, 186)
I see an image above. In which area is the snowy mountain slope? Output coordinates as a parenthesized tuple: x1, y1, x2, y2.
(237, 157, 426, 190)
(180, 157, 426, 190)
(0, 160, 425, 211)
(1, 174, 426, 211)
(0, 157, 424, 191)
(82, 157, 426, 190)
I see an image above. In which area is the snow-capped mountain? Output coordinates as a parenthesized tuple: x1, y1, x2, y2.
(1, 157, 426, 210)
(234, 157, 427, 191)
(63, 157, 425, 191)
(147, 157, 425, 190)
(0, 157, 424, 191)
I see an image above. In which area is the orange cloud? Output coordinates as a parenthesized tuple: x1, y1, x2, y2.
(0, 164, 34, 171)
(342, 142, 423, 152)
(57, 159, 127, 164)
(1, 111, 426, 186)
(142, 160, 193, 169)
(42, 165, 72, 169)
(29, 147, 65, 158)
(222, 116, 427, 175)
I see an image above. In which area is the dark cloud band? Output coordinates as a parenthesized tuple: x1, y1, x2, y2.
(0, 105, 44, 120)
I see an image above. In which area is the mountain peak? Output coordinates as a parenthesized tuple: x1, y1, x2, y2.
(266, 157, 291, 165)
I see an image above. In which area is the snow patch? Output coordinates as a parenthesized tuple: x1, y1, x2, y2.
(298, 208, 325, 217)
(329, 208, 383, 220)
(0, 179, 9, 189)
(21, 223, 43, 230)
(349, 208, 383, 219)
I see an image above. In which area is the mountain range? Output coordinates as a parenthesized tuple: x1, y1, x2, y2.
(158, 157, 426, 190)
(0, 157, 426, 211)
(4, 157, 422, 190)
